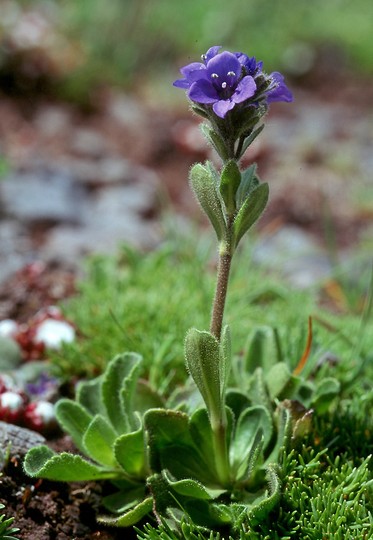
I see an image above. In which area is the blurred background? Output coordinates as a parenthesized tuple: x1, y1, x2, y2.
(0, 0, 372, 302)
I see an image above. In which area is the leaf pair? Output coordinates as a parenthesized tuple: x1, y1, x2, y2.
(189, 161, 268, 250)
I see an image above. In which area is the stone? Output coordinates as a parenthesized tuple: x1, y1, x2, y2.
(0, 167, 85, 224)
(253, 226, 332, 288)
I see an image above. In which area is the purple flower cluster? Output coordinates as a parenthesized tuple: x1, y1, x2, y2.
(174, 46, 293, 118)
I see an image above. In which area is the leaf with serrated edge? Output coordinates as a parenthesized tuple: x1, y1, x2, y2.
(82, 414, 117, 467)
(97, 496, 153, 527)
(163, 470, 225, 500)
(23, 446, 116, 481)
(55, 399, 92, 454)
(233, 182, 269, 248)
(76, 376, 105, 417)
(102, 352, 142, 434)
(247, 464, 281, 526)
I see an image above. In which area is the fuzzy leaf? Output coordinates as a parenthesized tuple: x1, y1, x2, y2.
(235, 164, 259, 208)
(163, 471, 225, 500)
(82, 414, 117, 467)
(200, 123, 229, 161)
(76, 376, 105, 417)
(233, 182, 269, 248)
(219, 160, 241, 214)
(114, 427, 146, 478)
(97, 497, 153, 527)
(145, 409, 192, 471)
(247, 464, 281, 526)
(103, 485, 146, 514)
(102, 352, 142, 434)
(24, 446, 116, 481)
(219, 325, 232, 402)
(55, 399, 92, 454)
(185, 329, 222, 426)
(189, 163, 227, 241)
(238, 125, 264, 159)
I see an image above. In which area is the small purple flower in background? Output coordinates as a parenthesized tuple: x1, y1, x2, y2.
(174, 46, 293, 118)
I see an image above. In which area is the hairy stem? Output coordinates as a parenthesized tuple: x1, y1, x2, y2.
(210, 246, 232, 341)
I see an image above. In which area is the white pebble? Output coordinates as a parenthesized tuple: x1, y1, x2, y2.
(34, 319, 75, 349)
(0, 391, 23, 411)
(0, 319, 18, 337)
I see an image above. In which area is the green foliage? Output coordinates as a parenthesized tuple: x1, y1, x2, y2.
(24, 353, 162, 527)
(278, 449, 373, 539)
(0, 504, 19, 540)
(48, 0, 373, 102)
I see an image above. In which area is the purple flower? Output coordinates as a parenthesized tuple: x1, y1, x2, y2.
(174, 46, 293, 118)
(174, 49, 256, 118)
(266, 72, 293, 103)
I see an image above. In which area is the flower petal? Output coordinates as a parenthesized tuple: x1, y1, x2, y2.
(213, 99, 235, 118)
(188, 80, 218, 104)
(232, 76, 257, 103)
(267, 72, 293, 103)
(206, 51, 241, 81)
(204, 46, 222, 63)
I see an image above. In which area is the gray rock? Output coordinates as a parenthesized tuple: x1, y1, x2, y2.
(0, 167, 85, 224)
(253, 226, 332, 288)
(0, 220, 34, 283)
(70, 128, 109, 159)
(0, 421, 46, 459)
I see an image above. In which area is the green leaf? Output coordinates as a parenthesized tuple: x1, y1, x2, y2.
(189, 408, 216, 478)
(23, 446, 116, 481)
(311, 377, 340, 413)
(163, 471, 225, 500)
(82, 414, 117, 467)
(235, 163, 258, 208)
(238, 125, 264, 160)
(133, 380, 164, 414)
(114, 427, 146, 478)
(200, 123, 229, 161)
(103, 485, 146, 514)
(247, 464, 281, 526)
(265, 362, 299, 400)
(102, 352, 142, 434)
(233, 182, 269, 248)
(55, 399, 92, 454)
(184, 329, 223, 426)
(97, 497, 153, 527)
(219, 325, 232, 402)
(145, 409, 192, 471)
(184, 499, 233, 528)
(219, 159, 241, 214)
(189, 163, 227, 241)
(76, 376, 105, 417)
(244, 326, 279, 374)
(230, 406, 273, 478)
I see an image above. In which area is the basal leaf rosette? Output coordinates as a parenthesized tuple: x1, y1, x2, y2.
(24, 352, 163, 527)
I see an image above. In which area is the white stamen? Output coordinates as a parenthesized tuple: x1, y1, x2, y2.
(227, 71, 236, 77)
(211, 73, 219, 79)
(201, 54, 207, 62)
(221, 82, 227, 89)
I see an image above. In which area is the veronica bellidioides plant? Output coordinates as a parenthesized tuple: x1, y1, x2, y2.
(24, 46, 297, 534)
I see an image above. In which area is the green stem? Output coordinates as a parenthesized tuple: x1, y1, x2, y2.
(210, 242, 233, 341)
(211, 416, 231, 487)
